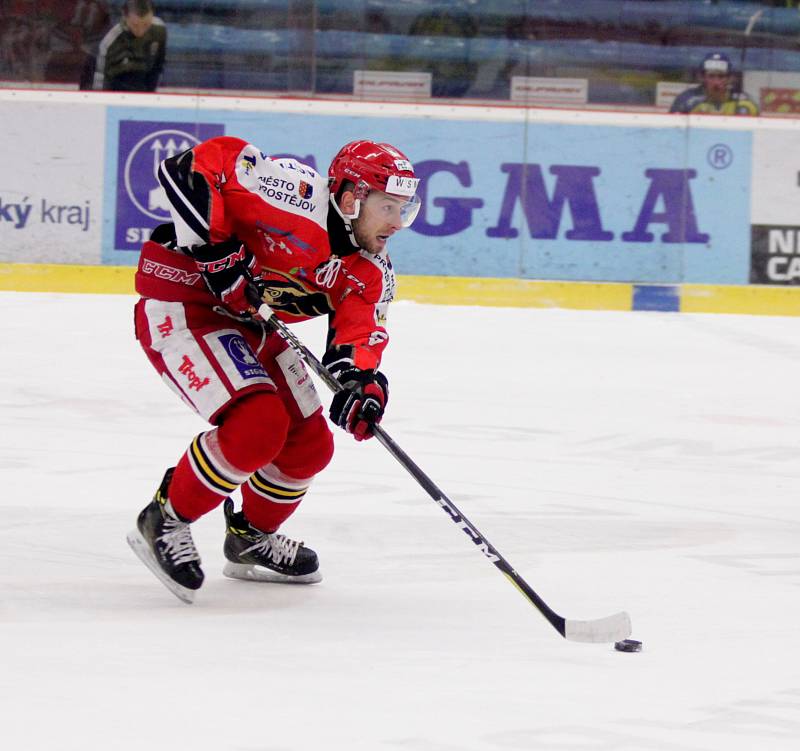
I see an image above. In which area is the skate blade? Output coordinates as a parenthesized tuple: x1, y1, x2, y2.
(127, 529, 197, 604)
(223, 561, 322, 584)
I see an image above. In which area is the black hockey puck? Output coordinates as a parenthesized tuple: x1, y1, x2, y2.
(614, 639, 642, 653)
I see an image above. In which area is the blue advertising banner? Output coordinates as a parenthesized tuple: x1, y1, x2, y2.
(103, 107, 751, 284)
(103, 118, 224, 263)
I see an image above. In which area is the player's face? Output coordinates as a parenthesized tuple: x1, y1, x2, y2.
(703, 72, 730, 100)
(126, 12, 154, 38)
(352, 190, 405, 254)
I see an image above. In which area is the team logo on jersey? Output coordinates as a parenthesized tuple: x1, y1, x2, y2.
(298, 181, 313, 199)
(114, 120, 224, 252)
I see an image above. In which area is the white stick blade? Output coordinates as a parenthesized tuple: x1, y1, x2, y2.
(564, 611, 632, 643)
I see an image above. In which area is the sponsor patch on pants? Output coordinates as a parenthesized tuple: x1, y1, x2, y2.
(276, 348, 321, 418)
(204, 330, 274, 390)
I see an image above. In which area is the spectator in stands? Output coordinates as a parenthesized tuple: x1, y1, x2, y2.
(90, 0, 166, 91)
(0, 3, 52, 82)
(670, 52, 759, 116)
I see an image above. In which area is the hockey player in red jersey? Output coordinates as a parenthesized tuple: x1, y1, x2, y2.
(127, 137, 420, 603)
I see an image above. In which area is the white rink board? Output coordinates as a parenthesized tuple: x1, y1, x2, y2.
(2, 291, 800, 750)
(751, 128, 800, 226)
(0, 99, 105, 264)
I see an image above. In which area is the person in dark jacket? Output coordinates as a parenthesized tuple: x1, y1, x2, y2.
(91, 0, 165, 91)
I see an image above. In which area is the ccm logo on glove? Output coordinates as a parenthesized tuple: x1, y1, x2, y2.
(329, 369, 389, 441)
(194, 244, 248, 274)
(187, 239, 260, 315)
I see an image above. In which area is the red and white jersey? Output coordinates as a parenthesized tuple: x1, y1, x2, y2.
(137, 136, 395, 371)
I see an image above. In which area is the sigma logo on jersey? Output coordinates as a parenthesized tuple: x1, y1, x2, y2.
(393, 159, 413, 172)
(386, 176, 419, 197)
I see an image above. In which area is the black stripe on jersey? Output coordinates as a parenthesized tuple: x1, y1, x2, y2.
(157, 151, 211, 243)
(189, 434, 239, 494)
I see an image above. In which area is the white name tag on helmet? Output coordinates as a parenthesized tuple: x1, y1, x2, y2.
(704, 59, 729, 73)
(386, 175, 419, 196)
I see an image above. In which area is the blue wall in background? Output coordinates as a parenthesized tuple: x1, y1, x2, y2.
(104, 105, 751, 285)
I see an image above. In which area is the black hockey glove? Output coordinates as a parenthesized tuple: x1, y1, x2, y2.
(328, 368, 389, 441)
(187, 239, 259, 315)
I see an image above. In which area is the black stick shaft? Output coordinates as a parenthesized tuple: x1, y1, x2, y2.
(372, 424, 566, 636)
(257, 303, 567, 637)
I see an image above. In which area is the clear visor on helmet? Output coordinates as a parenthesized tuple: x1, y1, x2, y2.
(365, 190, 421, 228)
(384, 174, 421, 227)
(398, 193, 421, 228)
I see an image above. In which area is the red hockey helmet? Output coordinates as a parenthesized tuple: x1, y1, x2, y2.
(328, 140, 420, 227)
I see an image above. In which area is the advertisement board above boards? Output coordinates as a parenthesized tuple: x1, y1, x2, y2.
(2, 90, 799, 294)
(97, 95, 754, 285)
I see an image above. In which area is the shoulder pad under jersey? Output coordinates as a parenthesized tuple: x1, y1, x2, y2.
(234, 144, 329, 231)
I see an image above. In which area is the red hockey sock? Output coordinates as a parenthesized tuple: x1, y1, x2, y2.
(241, 464, 311, 533)
(167, 430, 252, 521)
(168, 393, 291, 521)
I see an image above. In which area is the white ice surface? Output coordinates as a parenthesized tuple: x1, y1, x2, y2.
(2, 291, 800, 750)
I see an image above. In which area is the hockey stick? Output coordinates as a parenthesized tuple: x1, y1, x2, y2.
(253, 300, 631, 643)
(734, 9, 764, 101)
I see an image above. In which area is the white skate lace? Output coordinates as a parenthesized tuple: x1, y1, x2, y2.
(244, 533, 300, 566)
(158, 518, 201, 565)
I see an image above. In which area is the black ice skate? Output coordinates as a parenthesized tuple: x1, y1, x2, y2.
(127, 468, 204, 603)
(222, 499, 322, 584)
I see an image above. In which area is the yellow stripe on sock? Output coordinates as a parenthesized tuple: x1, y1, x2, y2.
(191, 436, 239, 492)
(250, 473, 307, 498)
